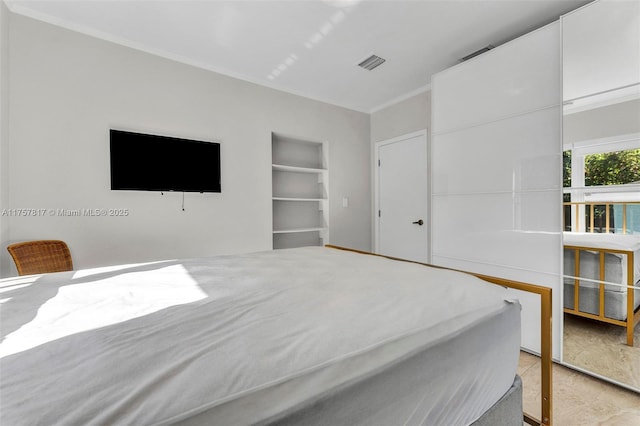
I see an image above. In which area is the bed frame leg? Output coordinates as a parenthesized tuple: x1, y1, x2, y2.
(627, 252, 634, 347)
(540, 288, 553, 426)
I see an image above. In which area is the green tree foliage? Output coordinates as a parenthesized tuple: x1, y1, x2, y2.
(585, 149, 640, 186)
(563, 151, 572, 202)
(564, 148, 640, 231)
(563, 151, 572, 188)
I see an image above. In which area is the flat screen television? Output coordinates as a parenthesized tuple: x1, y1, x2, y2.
(110, 129, 221, 193)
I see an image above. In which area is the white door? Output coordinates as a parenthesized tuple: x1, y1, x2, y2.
(376, 131, 428, 263)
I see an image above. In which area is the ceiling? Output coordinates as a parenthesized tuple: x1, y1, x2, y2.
(5, 0, 591, 113)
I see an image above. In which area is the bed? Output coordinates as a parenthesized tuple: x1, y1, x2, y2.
(0, 246, 550, 425)
(563, 232, 640, 346)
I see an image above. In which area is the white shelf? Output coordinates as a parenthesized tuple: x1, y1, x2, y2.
(272, 133, 328, 249)
(273, 227, 328, 234)
(273, 197, 327, 202)
(272, 164, 326, 174)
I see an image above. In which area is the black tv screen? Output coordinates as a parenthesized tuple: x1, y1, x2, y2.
(110, 130, 221, 193)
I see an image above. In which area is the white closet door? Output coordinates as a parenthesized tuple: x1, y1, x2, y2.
(432, 22, 561, 134)
(431, 22, 562, 356)
(563, 0, 640, 102)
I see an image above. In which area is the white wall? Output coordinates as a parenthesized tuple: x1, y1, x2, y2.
(370, 91, 431, 144)
(4, 13, 371, 275)
(564, 99, 640, 145)
(0, 1, 10, 276)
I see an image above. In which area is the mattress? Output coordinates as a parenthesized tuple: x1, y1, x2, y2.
(563, 232, 640, 290)
(0, 246, 521, 425)
(563, 232, 640, 320)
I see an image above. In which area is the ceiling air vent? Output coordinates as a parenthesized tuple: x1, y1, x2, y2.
(460, 45, 494, 62)
(358, 54, 386, 71)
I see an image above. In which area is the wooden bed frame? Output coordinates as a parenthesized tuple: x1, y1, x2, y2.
(326, 245, 553, 426)
(564, 244, 639, 346)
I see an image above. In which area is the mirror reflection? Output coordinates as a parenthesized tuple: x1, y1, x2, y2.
(561, 0, 640, 391)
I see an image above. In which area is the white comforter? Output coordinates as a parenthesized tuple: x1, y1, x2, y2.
(0, 247, 519, 425)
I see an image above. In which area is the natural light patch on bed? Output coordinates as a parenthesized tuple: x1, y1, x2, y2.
(0, 275, 40, 290)
(0, 276, 41, 304)
(0, 263, 206, 357)
(69, 260, 171, 278)
(0, 282, 36, 298)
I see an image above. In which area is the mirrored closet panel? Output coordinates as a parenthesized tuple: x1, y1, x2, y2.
(561, 0, 640, 391)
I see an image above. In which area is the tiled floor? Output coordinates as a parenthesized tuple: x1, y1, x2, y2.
(563, 314, 639, 389)
(519, 351, 640, 425)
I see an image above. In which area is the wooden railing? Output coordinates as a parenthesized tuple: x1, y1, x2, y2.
(563, 201, 640, 234)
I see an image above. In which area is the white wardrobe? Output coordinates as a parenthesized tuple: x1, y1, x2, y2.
(430, 0, 639, 360)
(431, 22, 563, 355)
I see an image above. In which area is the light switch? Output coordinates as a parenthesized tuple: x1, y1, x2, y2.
(342, 197, 349, 208)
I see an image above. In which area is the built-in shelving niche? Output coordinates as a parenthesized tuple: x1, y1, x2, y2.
(272, 133, 328, 250)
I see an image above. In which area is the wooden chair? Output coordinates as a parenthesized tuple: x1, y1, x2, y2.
(7, 240, 73, 276)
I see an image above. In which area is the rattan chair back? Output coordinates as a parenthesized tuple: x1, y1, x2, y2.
(7, 240, 73, 276)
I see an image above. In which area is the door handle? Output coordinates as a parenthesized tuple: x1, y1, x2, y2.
(412, 219, 424, 226)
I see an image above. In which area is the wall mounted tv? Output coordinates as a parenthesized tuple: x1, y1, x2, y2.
(110, 129, 221, 193)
